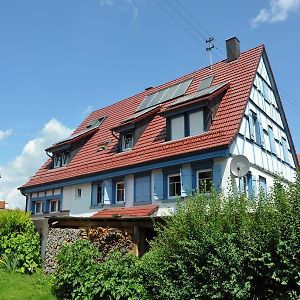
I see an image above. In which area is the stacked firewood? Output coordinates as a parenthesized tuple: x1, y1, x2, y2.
(80, 227, 133, 259)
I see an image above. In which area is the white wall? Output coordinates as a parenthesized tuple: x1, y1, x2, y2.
(63, 182, 98, 217)
(125, 174, 134, 207)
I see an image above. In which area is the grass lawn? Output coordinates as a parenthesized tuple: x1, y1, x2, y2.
(0, 269, 56, 300)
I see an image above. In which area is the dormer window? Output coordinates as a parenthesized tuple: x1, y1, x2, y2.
(121, 131, 134, 151)
(53, 150, 71, 168)
(167, 109, 205, 141)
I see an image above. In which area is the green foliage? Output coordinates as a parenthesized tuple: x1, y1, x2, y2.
(142, 176, 300, 299)
(0, 210, 41, 273)
(52, 240, 147, 300)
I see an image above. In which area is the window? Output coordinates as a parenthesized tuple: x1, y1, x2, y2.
(282, 137, 290, 164)
(53, 151, 70, 168)
(116, 181, 125, 202)
(259, 176, 267, 196)
(249, 111, 262, 145)
(53, 153, 62, 168)
(50, 200, 61, 213)
(168, 110, 205, 141)
(197, 169, 212, 193)
(168, 174, 181, 198)
(62, 151, 70, 166)
(77, 188, 82, 197)
(170, 115, 185, 140)
(268, 126, 276, 154)
(35, 201, 43, 214)
(189, 110, 204, 136)
(122, 132, 133, 151)
(97, 184, 103, 204)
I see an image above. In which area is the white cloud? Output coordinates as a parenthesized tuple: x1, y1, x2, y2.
(99, 0, 139, 19)
(251, 0, 300, 28)
(0, 119, 72, 210)
(0, 129, 12, 142)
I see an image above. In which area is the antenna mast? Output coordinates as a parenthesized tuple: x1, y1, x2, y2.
(206, 36, 214, 69)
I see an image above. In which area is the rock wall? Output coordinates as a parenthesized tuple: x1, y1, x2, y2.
(44, 228, 81, 274)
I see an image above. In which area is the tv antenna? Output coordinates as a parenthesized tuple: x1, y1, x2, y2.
(206, 36, 214, 69)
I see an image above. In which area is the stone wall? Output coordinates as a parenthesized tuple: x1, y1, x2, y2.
(44, 228, 81, 274)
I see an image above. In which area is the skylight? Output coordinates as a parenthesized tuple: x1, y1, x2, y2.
(137, 78, 193, 112)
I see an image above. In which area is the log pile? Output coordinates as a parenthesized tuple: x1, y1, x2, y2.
(80, 227, 134, 260)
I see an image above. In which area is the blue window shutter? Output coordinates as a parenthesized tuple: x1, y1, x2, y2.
(180, 165, 192, 197)
(282, 138, 290, 164)
(153, 171, 164, 200)
(213, 164, 222, 191)
(103, 179, 113, 205)
(134, 176, 143, 203)
(91, 184, 98, 206)
(143, 175, 151, 203)
(268, 127, 276, 154)
(249, 116, 255, 140)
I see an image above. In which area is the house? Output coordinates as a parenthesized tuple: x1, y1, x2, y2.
(297, 154, 300, 167)
(19, 37, 298, 222)
(0, 200, 6, 209)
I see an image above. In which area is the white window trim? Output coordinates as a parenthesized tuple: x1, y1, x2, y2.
(167, 173, 181, 199)
(116, 181, 125, 203)
(196, 169, 213, 194)
(50, 199, 60, 213)
(35, 201, 43, 214)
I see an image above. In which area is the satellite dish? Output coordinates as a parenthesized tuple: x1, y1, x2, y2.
(230, 155, 250, 178)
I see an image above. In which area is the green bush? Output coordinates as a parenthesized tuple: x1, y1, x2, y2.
(0, 210, 41, 273)
(142, 176, 300, 299)
(53, 240, 147, 300)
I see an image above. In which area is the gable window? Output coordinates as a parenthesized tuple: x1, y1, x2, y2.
(53, 153, 62, 168)
(168, 109, 205, 141)
(121, 131, 134, 151)
(35, 201, 43, 214)
(282, 137, 290, 164)
(249, 111, 263, 146)
(116, 181, 125, 202)
(268, 126, 276, 154)
(168, 174, 181, 198)
(97, 183, 103, 204)
(76, 188, 82, 197)
(50, 200, 61, 213)
(197, 169, 212, 193)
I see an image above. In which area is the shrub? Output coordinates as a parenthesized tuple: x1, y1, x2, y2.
(53, 239, 148, 300)
(141, 176, 300, 299)
(0, 210, 41, 273)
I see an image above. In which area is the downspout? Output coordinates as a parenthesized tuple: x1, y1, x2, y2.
(20, 190, 29, 213)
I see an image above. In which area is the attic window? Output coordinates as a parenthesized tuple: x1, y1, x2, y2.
(197, 76, 214, 91)
(53, 151, 70, 168)
(121, 131, 134, 151)
(86, 117, 105, 129)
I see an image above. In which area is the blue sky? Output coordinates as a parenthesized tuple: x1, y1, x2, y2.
(0, 0, 299, 208)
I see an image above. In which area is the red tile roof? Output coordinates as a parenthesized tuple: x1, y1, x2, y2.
(21, 45, 264, 189)
(297, 154, 300, 167)
(92, 205, 158, 218)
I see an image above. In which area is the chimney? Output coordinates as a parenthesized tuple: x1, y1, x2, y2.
(226, 37, 240, 62)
